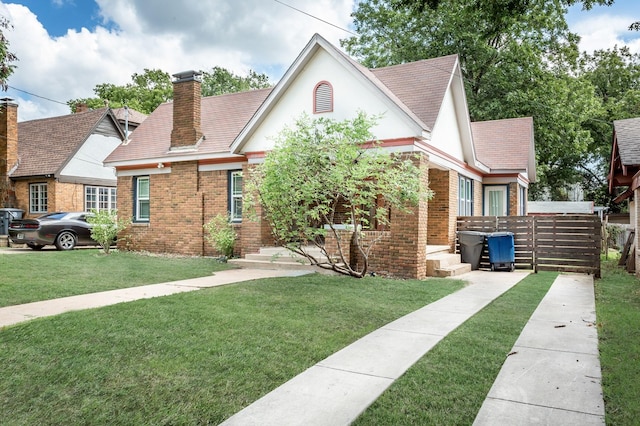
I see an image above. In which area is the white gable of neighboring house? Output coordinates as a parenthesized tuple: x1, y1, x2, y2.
(237, 47, 423, 155)
(59, 133, 121, 185)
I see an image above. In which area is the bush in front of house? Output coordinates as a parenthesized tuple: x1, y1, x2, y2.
(204, 213, 237, 260)
(87, 209, 130, 254)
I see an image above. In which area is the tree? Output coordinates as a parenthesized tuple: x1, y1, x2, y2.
(342, 0, 607, 200)
(245, 112, 432, 278)
(0, 16, 18, 91)
(68, 67, 271, 114)
(68, 69, 173, 114)
(201, 66, 270, 97)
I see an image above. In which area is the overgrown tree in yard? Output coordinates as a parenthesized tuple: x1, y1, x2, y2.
(245, 112, 432, 278)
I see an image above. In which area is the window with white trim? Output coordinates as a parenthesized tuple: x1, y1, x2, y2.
(230, 170, 242, 222)
(85, 186, 117, 212)
(29, 183, 48, 214)
(484, 185, 508, 216)
(313, 81, 333, 113)
(458, 176, 473, 216)
(135, 176, 150, 222)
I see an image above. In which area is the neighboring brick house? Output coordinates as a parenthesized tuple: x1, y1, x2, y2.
(104, 34, 536, 278)
(608, 116, 640, 273)
(0, 100, 145, 218)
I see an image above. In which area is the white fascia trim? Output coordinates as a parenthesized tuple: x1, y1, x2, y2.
(105, 152, 244, 168)
(199, 162, 246, 172)
(117, 167, 172, 177)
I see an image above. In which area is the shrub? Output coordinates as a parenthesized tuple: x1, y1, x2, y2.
(86, 209, 130, 254)
(203, 213, 237, 259)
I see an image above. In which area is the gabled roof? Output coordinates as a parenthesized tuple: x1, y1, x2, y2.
(105, 89, 271, 165)
(613, 117, 640, 166)
(112, 107, 147, 126)
(11, 108, 123, 178)
(471, 117, 536, 181)
(231, 34, 465, 153)
(369, 55, 458, 131)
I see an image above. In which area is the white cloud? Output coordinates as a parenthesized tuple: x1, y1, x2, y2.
(572, 14, 640, 54)
(2, 0, 356, 121)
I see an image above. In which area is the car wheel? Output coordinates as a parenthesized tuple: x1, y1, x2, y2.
(27, 243, 44, 250)
(55, 231, 77, 250)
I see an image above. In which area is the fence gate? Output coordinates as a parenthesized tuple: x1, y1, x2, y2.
(456, 215, 601, 277)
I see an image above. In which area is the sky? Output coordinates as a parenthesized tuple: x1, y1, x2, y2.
(0, 0, 638, 122)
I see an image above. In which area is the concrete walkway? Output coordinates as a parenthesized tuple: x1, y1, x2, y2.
(474, 273, 605, 425)
(0, 268, 310, 328)
(220, 271, 530, 425)
(0, 264, 605, 425)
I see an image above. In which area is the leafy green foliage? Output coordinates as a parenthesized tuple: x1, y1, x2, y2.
(246, 112, 432, 278)
(203, 213, 237, 259)
(342, 0, 628, 202)
(201, 66, 271, 96)
(0, 16, 17, 91)
(86, 209, 130, 254)
(68, 67, 271, 114)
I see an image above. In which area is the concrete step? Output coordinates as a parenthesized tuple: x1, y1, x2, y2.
(426, 252, 462, 276)
(0, 235, 7, 247)
(432, 262, 472, 277)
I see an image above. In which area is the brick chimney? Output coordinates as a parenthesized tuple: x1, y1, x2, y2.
(0, 97, 18, 177)
(0, 97, 18, 207)
(171, 70, 203, 150)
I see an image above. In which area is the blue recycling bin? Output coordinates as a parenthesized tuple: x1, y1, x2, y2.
(487, 232, 515, 271)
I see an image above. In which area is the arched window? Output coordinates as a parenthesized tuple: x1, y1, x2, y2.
(313, 81, 333, 113)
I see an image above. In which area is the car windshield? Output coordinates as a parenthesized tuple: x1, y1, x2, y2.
(39, 213, 67, 220)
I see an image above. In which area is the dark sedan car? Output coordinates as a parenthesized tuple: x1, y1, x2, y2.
(8, 212, 97, 250)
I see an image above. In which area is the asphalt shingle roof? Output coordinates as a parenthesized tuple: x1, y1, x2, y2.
(106, 88, 271, 163)
(471, 117, 534, 171)
(614, 117, 640, 166)
(370, 55, 458, 131)
(12, 108, 114, 178)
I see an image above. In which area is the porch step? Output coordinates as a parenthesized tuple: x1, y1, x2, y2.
(426, 251, 472, 277)
(229, 246, 340, 275)
(0, 235, 7, 248)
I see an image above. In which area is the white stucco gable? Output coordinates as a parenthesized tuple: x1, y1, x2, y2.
(59, 134, 121, 185)
(232, 34, 428, 156)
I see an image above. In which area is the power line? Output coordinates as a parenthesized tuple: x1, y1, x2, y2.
(7, 85, 68, 106)
(273, 0, 358, 37)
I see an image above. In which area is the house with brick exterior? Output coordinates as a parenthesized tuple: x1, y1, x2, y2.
(104, 34, 535, 278)
(0, 100, 145, 218)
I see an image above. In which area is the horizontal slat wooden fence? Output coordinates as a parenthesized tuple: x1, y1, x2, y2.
(456, 215, 601, 277)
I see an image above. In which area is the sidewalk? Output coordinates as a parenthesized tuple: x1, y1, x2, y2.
(0, 268, 311, 328)
(0, 267, 605, 425)
(220, 271, 530, 425)
(473, 273, 605, 425)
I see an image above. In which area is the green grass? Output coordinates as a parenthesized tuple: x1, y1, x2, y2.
(596, 258, 640, 425)
(0, 273, 464, 425)
(354, 271, 557, 425)
(0, 249, 231, 307)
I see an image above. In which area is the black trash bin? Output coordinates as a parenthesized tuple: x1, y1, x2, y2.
(457, 231, 486, 270)
(0, 208, 23, 235)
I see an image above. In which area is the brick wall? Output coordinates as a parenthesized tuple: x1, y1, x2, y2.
(427, 168, 458, 247)
(324, 153, 429, 279)
(509, 182, 519, 216)
(0, 101, 18, 207)
(12, 178, 84, 218)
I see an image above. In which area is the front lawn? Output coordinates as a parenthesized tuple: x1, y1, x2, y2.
(0, 249, 231, 307)
(0, 273, 465, 425)
(596, 258, 640, 425)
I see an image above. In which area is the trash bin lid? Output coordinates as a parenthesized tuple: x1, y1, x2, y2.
(457, 230, 487, 236)
(487, 231, 513, 237)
